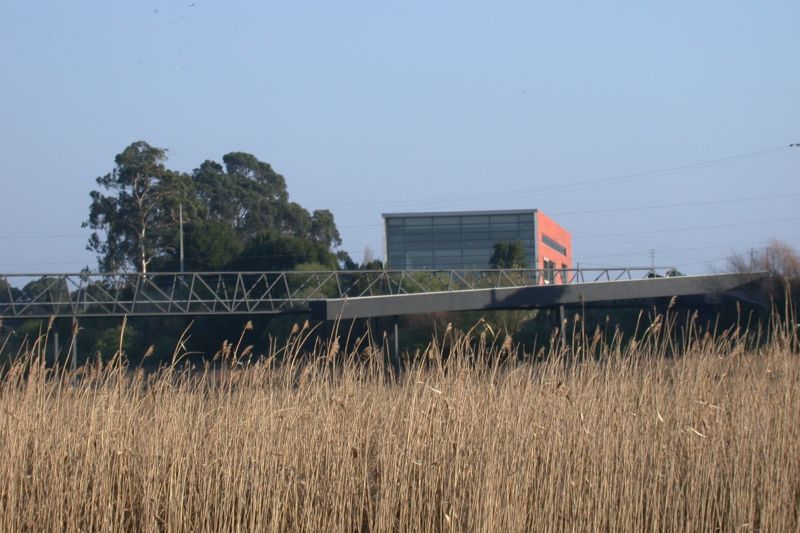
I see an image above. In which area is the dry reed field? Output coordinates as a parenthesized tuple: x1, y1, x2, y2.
(0, 314, 798, 532)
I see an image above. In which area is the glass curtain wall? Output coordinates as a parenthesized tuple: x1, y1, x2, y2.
(385, 212, 536, 269)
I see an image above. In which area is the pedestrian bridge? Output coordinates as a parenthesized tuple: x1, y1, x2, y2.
(0, 268, 766, 321)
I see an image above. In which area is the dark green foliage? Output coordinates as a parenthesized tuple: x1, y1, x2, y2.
(88, 323, 141, 361)
(310, 209, 342, 248)
(337, 251, 359, 270)
(191, 151, 290, 239)
(21, 276, 70, 303)
(361, 259, 384, 270)
(167, 220, 243, 272)
(233, 231, 337, 272)
(188, 150, 341, 272)
(279, 202, 313, 237)
(489, 240, 527, 269)
(0, 277, 22, 303)
(84, 141, 197, 273)
(86, 141, 344, 275)
(335, 250, 382, 271)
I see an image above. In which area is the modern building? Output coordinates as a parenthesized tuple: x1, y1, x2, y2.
(383, 209, 572, 275)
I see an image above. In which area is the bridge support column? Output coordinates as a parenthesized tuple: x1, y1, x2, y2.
(370, 316, 401, 375)
(368, 317, 378, 348)
(559, 305, 567, 348)
(392, 316, 400, 373)
(52, 330, 59, 367)
(69, 318, 79, 372)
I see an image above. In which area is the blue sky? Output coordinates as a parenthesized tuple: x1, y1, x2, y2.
(1, 1, 797, 274)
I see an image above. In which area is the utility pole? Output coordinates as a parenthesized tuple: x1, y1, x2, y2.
(649, 249, 655, 272)
(179, 202, 185, 274)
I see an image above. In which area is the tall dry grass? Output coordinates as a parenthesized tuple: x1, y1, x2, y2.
(0, 313, 798, 532)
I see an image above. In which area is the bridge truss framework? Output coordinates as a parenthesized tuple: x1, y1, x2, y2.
(1, 267, 678, 320)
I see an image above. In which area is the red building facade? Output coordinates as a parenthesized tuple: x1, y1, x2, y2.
(535, 211, 572, 283)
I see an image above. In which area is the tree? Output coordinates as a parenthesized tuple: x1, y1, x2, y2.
(310, 209, 342, 248)
(220, 151, 289, 238)
(360, 247, 383, 270)
(191, 151, 344, 269)
(361, 258, 384, 270)
(279, 202, 313, 237)
(337, 251, 358, 270)
(489, 240, 527, 269)
(335, 248, 383, 271)
(86, 143, 345, 275)
(362, 245, 375, 264)
(222, 151, 288, 204)
(727, 240, 800, 279)
(84, 141, 195, 273)
(726, 240, 799, 310)
(0, 276, 21, 306)
(181, 220, 244, 271)
(192, 152, 341, 245)
(192, 160, 240, 225)
(232, 231, 337, 272)
(20, 276, 70, 305)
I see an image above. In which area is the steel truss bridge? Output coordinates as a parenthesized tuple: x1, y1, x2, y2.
(0, 267, 693, 320)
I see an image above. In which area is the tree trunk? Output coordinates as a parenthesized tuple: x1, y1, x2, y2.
(139, 226, 147, 274)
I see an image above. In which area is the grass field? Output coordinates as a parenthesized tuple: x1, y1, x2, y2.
(0, 314, 798, 532)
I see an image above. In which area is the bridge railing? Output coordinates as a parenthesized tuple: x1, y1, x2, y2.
(0, 267, 678, 319)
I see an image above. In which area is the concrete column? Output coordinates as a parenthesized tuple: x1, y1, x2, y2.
(70, 318, 79, 371)
(52, 330, 60, 366)
(392, 316, 400, 373)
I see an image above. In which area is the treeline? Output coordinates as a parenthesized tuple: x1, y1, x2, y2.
(84, 140, 371, 274)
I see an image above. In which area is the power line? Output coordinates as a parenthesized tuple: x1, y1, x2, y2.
(550, 192, 800, 218)
(333, 190, 800, 229)
(0, 234, 88, 240)
(575, 237, 800, 262)
(0, 249, 377, 268)
(2, 145, 794, 240)
(587, 237, 800, 259)
(573, 216, 800, 240)
(318, 144, 794, 211)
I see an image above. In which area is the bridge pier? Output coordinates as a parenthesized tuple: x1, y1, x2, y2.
(369, 316, 401, 375)
(392, 315, 400, 373)
(68, 318, 78, 371)
(52, 330, 59, 367)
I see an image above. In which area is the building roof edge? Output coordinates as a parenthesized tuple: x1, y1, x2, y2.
(382, 208, 539, 218)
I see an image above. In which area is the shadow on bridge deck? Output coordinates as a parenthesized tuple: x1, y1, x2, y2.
(309, 272, 769, 320)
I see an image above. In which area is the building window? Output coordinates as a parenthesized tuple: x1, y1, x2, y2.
(542, 234, 567, 256)
(543, 259, 556, 284)
(384, 212, 537, 270)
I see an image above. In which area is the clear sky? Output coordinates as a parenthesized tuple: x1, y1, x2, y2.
(1, 1, 798, 274)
